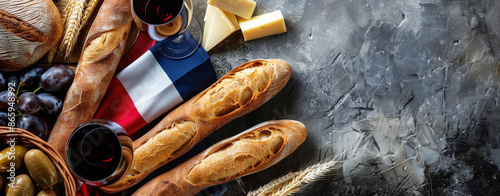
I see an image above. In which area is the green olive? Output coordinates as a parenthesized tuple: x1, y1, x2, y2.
(37, 189, 57, 196)
(0, 145, 28, 173)
(24, 149, 58, 189)
(5, 174, 34, 196)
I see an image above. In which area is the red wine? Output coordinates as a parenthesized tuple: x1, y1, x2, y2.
(67, 120, 133, 186)
(133, 0, 184, 25)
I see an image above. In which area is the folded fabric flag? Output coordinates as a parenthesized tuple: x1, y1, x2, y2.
(116, 31, 157, 72)
(94, 31, 217, 136)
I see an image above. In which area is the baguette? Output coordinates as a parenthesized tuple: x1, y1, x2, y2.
(132, 120, 307, 196)
(101, 59, 292, 193)
(47, 0, 133, 160)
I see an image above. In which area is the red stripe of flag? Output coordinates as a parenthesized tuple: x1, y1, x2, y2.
(94, 77, 148, 136)
(117, 32, 157, 72)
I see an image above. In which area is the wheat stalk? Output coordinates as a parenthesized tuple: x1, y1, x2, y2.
(247, 159, 342, 196)
(64, 0, 99, 58)
(57, 0, 101, 60)
(62, 0, 76, 24)
(82, 0, 99, 27)
(48, 0, 100, 62)
(46, 48, 57, 63)
(59, 0, 86, 59)
(47, 0, 79, 63)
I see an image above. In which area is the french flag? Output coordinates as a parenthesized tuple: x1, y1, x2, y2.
(94, 32, 217, 136)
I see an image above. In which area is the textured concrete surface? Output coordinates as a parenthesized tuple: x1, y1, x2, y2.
(191, 0, 500, 195)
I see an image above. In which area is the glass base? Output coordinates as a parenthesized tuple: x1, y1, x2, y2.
(157, 16, 202, 59)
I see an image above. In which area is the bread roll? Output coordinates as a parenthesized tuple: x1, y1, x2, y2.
(47, 0, 133, 160)
(0, 0, 63, 71)
(101, 59, 292, 193)
(132, 120, 307, 196)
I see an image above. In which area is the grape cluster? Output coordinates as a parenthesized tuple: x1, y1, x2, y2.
(0, 65, 75, 140)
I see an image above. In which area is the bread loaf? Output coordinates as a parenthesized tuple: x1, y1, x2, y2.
(0, 0, 63, 71)
(101, 59, 292, 193)
(47, 0, 133, 160)
(132, 120, 307, 196)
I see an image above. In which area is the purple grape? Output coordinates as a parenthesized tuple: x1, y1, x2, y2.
(0, 72, 6, 90)
(0, 91, 9, 111)
(20, 66, 44, 88)
(16, 114, 47, 139)
(0, 111, 7, 126)
(19, 92, 41, 114)
(40, 65, 74, 92)
(8, 75, 19, 92)
(37, 93, 63, 115)
(0, 90, 15, 111)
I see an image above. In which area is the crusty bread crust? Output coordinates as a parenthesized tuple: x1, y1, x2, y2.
(0, 0, 63, 71)
(101, 59, 293, 193)
(132, 120, 307, 196)
(0, 8, 46, 42)
(47, 0, 133, 161)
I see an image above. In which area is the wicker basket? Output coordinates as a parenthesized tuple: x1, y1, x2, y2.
(0, 127, 76, 196)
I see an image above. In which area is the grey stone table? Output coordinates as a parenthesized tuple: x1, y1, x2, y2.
(193, 0, 500, 195)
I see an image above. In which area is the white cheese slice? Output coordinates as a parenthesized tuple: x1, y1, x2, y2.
(238, 10, 287, 41)
(202, 5, 239, 51)
(202, 5, 217, 47)
(208, 0, 256, 19)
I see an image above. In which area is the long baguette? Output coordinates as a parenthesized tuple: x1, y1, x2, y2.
(47, 0, 133, 161)
(132, 120, 307, 196)
(101, 59, 292, 193)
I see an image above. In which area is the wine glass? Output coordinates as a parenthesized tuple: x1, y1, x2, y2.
(131, 0, 201, 59)
(66, 119, 133, 187)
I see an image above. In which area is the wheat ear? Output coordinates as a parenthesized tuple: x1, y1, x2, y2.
(46, 48, 57, 63)
(47, 0, 77, 63)
(62, 0, 77, 21)
(248, 159, 341, 196)
(59, 0, 86, 59)
(64, 0, 100, 58)
(82, 0, 99, 27)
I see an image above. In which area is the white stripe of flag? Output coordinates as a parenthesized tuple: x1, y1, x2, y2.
(117, 51, 184, 123)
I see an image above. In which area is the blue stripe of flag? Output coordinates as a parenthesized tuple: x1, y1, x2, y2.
(150, 33, 217, 101)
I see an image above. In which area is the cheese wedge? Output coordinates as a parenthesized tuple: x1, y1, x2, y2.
(202, 5, 239, 51)
(239, 10, 287, 41)
(208, 0, 256, 19)
(202, 5, 217, 47)
(225, 10, 240, 31)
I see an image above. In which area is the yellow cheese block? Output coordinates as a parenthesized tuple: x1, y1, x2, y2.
(239, 10, 287, 41)
(202, 5, 239, 51)
(208, 0, 256, 19)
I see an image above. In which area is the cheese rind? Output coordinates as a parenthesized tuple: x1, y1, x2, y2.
(208, 0, 256, 19)
(239, 10, 287, 41)
(202, 5, 239, 51)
